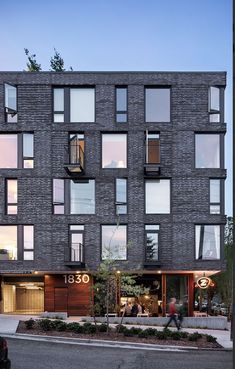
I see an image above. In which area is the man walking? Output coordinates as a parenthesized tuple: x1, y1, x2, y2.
(164, 297, 180, 330)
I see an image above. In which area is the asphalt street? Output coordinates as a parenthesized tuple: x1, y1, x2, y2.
(8, 337, 233, 369)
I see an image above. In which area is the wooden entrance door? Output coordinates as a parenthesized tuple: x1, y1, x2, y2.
(54, 288, 68, 312)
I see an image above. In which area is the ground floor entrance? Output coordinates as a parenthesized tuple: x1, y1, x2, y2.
(0, 272, 196, 316)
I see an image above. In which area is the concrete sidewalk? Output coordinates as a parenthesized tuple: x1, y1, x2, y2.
(0, 314, 233, 350)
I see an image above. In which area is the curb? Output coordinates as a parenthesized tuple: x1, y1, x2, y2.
(1, 332, 230, 352)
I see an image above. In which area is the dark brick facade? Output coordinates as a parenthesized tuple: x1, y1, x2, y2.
(0, 71, 227, 276)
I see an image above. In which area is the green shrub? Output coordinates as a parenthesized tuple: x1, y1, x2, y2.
(155, 331, 168, 340)
(66, 322, 80, 332)
(54, 321, 67, 331)
(188, 332, 202, 341)
(138, 331, 149, 338)
(162, 328, 172, 337)
(116, 324, 128, 334)
(206, 334, 217, 343)
(180, 331, 189, 339)
(98, 323, 108, 332)
(171, 331, 181, 340)
(143, 328, 157, 336)
(128, 327, 143, 335)
(38, 319, 52, 331)
(50, 319, 63, 330)
(24, 318, 35, 329)
(83, 322, 96, 334)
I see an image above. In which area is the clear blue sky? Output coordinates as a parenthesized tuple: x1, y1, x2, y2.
(0, 0, 232, 215)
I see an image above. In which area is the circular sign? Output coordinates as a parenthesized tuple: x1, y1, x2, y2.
(196, 277, 212, 289)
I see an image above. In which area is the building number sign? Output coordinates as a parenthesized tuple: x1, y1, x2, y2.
(63, 274, 90, 284)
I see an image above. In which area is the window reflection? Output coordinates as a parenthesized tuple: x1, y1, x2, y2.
(70, 88, 95, 122)
(102, 225, 127, 260)
(6, 179, 17, 215)
(116, 178, 127, 214)
(102, 134, 127, 168)
(195, 134, 220, 168)
(145, 225, 159, 261)
(70, 180, 95, 214)
(145, 180, 170, 214)
(0, 226, 17, 260)
(145, 88, 170, 122)
(0, 134, 17, 168)
(195, 225, 220, 260)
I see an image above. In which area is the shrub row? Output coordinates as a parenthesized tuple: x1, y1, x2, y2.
(24, 319, 217, 343)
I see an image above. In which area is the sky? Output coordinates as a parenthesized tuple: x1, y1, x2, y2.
(0, 0, 232, 215)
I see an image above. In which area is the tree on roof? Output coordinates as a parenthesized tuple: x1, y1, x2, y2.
(24, 48, 41, 72)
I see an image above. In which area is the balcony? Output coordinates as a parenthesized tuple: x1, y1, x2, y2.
(144, 140, 161, 175)
(64, 142, 85, 176)
(64, 243, 85, 268)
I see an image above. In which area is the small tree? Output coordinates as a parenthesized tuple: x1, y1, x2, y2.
(50, 48, 65, 72)
(24, 48, 41, 72)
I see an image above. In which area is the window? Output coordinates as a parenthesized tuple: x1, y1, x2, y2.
(115, 178, 127, 214)
(53, 179, 95, 214)
(70, 179, 95, 214)
(69, 133, 84, 165)
(116, 87, 127, 122)
(53, 87, 95, 122)
(145, 179, 170, 214)
(23, 133, 34, 168)
(53, 88, 64, 122)
(195, 134, 221, 168)
(6, 179, 18, 215)
(145, 132, 160, 164)
(53, 179, 65, 214)
(23, 226, 34, 260)
(102, 134, 127, 168)
(5, 84, 17, 122)
(209, 86, 221, 123)
(145, 225, 159, 261)
(195, 225, 220, 260)
(0, 134, 17, 168)
(101, 225, 127, 260)
(70, 88, 95, 122)
(145, 87, 170, 122)
(0, 225, 34, 261)
(0, 133, 34, 169)
(0, 226, 17, 260)
(210, 179, 221, 214)
(69, 225, 84, 262)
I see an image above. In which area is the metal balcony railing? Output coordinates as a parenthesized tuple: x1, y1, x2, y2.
(64, 143, 85, 175)
(65, 243, 85, 265)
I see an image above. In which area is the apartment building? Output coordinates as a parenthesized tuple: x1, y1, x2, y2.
(0, 71, 226, 316)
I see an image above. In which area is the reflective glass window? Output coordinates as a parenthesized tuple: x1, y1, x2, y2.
(116, 87, 127, 123)
(145, 88, 170, 122)
(0, 134, 17, 168)
(53, 179, 65, 214)
(116, 178, 127, 214)
(70, 88, 95, 122)
(195, 134, 220, 168)
(145, 179, 170, 214)
(195, 225, 220, 260)
(102, 225, 127, 260)
(6, 179, 18, 215)
(0, 226, 17, 260)
(145, 225, 159, 261)
(70, 180, 95, 214)
(210, 179, 221, 214)
(102, 134, 127, 168)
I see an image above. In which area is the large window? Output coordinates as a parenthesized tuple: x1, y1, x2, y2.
(69, 225, 84, 262)
(210, 179, 221, 214)
(195, 134, 221, 168)
(0, 133, 34, 169)
(0, 225, 34, 261)
(145, 87, 170, 122)
(102, 134, 127, 168)
(101, 225, 127, 260)
(145, 179, 170, 214)
(53, 87, 95, 122)
(6, 179, 18, 215)
(70, 179, 95, 214)
(145, 225, 159, 261)
(115, 178, 127, 215)
(116, 87, 127, 123)
(195, 225, 220, 260)
(208, 86, 222, 123)
(5, 83, 17, 122)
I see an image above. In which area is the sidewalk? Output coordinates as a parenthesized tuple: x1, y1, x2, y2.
(0, 314, 233, 350)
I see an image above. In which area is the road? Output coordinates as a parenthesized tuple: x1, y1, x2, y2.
(8, 337, 232, 369)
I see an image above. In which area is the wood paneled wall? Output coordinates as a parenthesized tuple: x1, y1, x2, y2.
(44, 274, 92, 316)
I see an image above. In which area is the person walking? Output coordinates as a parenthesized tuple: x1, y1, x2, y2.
(164, 297, 180, 330)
